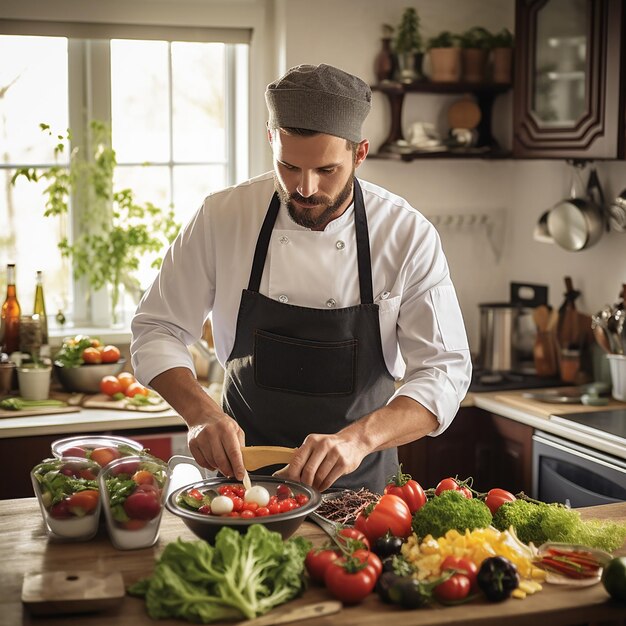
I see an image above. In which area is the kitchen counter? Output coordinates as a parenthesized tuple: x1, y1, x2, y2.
(2, 498, 626, 626)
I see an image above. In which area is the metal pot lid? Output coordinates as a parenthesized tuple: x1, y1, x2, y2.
(547, 200, 588, 251)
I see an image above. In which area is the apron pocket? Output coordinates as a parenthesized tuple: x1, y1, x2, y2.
(254, 329, 357, 396)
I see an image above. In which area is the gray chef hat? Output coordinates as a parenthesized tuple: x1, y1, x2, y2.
(265, 64, 371, 143)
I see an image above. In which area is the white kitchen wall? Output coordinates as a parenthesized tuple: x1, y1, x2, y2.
(275, 0, 626, 354)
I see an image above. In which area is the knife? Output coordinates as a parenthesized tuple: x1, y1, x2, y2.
(241, 446, 295, 471)
(233, 601, 342, 626)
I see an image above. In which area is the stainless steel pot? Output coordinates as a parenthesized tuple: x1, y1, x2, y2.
(547, 166, 606, 251)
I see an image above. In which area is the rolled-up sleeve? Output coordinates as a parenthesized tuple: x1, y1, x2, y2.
(389, 224, 472, 435)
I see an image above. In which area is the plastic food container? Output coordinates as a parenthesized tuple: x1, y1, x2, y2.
(31, 457, 102, 541)
(51, 435, 144, 467)
(99, 455, 169, 550)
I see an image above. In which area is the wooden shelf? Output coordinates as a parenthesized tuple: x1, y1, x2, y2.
(372, 80, 512, 160)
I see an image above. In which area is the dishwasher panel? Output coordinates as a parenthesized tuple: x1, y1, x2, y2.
(532, 431, 626, 507)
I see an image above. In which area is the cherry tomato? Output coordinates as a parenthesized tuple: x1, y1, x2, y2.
(435, 477, 461, 495)
(295, 493, 309, 506)
(66, 489, 99, 515)
(101, 345, 121, 363)
(123, 489, 161, 520)
(117, 372, 136, 391)
(89, 447, 122, 467)
(337, 527, 370, 550)
(242, 501, 258, 512)
(231, 496, 244, 512)
(255, 507, 270, 517)
(61, 446, 87, 458)
(82, 347, 103, 364)
(305, 548, 340, 584)
(354, 494, 412, 542)
(459, 486, 473, 499)
(384, 465, 427, 513)
(441, 555, 478, 591)
(324, 559, 377, 605)
(434, 573, 471, 602)
(268, 502, 280, 515)
(100, 375, 123, 397)
(49, 499, 72, 519)
(276, 483, 294, 500)
(485, 488, 516, 515)
(125, 382, 149, 398)
(279, 499, 296, 513)
(240, 509, 255, 519)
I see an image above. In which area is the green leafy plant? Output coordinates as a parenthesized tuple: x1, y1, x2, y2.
(12, 121, 180, 325)
(491, 27, 514, 48)
(426, 30, 461, 50)
(394, 7, 423, 53)
(459, 26, 494, 50)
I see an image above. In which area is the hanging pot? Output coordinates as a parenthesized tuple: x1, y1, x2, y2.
(547, 165, 606, 251)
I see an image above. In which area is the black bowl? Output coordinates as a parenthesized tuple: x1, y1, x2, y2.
(166, 476, 322, 543)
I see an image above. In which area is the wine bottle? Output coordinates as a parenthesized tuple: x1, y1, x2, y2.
(33, 270, 48, 345)
(1, 264, 21, 354)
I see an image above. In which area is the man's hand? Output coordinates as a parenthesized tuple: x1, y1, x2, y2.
(274, 432, 368, 492)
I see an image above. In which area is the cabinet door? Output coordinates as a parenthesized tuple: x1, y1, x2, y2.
(513, 0, 624, 159)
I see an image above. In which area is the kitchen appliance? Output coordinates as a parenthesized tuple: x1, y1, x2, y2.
(533, 417, 626, 507)
(478, 282, 548, 374)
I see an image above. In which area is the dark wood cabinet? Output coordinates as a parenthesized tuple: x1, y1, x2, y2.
(398, 407, 533, 495)
(513, 0, 626, 159)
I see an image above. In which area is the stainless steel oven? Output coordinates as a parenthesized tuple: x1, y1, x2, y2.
(532, 431, 626, 507)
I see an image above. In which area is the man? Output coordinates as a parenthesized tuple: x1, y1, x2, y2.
(131, 63, 471, 493)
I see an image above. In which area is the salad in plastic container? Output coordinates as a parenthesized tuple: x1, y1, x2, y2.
(52, 435, 144, 467)
(31, 457, 102, 541)
(99, 455, 169, 550)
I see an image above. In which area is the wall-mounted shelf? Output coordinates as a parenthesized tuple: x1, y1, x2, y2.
(372, 80, 512, 162)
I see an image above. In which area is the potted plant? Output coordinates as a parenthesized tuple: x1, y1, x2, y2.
(491, 28, 514, 83)
(459, 26, 493, 82)
(426, 31, 462, 82)
(393, 7, 424, 83)
(12, 121, 180, 327)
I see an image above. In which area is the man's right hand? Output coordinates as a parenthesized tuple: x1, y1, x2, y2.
(149, 367, 247, 480)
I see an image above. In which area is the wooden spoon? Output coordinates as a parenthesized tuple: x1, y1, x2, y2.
(235, 601, 342, 626)
(241, 446, 295, 471)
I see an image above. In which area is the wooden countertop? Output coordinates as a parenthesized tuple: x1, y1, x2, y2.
(2, 499, 626, 626)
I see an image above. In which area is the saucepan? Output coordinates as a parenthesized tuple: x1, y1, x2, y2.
(547, 165, 606, 251)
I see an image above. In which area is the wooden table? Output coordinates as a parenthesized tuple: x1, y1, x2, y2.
(2, 499, 626, 625)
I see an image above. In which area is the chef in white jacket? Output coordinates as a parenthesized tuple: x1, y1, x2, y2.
(131, 63, 471, 493)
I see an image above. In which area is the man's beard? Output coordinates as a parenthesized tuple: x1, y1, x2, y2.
(274, 169, 355, 229)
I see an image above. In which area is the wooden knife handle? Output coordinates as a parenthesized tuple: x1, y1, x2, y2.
(241, 445, 295, 470)
(236, 601, 342, 626)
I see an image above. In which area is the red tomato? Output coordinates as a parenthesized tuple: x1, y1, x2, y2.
(268, 502, 280, 515)
(123, 489, 161, 520)
(101, 345, 121, 363)
(89, 447, 122, 467)
(255, 507, 270, 517)
(117, 372, 136, 391)
(435, 477, 461, 495)
(61, 446, 87, 458)
(279, 499, 295, 513)
(295, 493, 309, 506)
(243, 501, 258, 512)
(441, 555, 478, 591)
(354, 494, 412, 542)
(231, 496, 244, 512)
(240, 509, 255, 519)
(49, 499, 72, 519)
(100, 375, 122, 397)
(324, 559, 377, 605)
(305, 548, 340, 584)
(459, 486, 473, 499)
(337, 527, 370, 550)
(132, 470, 155, 486)
(82, 346, 103, 364)
(125, 382, 149, 398)
(434, 573, 471, 602)
(384, 466, 427, 513)
(485, 488, 516, 515)
(353, 549, 383, 578)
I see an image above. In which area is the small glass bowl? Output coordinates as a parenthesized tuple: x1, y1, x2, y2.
(31, 457, 102, 541)
(51, 435, 144, 467)
(98, 455, 170, 550)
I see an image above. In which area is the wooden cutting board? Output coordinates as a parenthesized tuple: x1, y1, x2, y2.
(22, 570, 125, 615)
(0, 403, 80, 419)
(494, 390, 625, 418)
(78, 393, 170, 412)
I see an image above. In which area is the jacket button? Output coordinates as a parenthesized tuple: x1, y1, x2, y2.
(335, 240, 345, 250)
(278, 294, 289, 303)
(279, 236, 290, 244)
(326, 298, 336, 308)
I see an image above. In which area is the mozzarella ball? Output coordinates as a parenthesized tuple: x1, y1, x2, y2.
(244, 485, 270, 507)
(210, 495, 234, 515)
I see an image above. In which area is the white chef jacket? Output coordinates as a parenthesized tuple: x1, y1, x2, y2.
(130, 171, 471, 435)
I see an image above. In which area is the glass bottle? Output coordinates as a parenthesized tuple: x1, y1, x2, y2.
(1, 264, 21, 354)
(33, 270, 48, 345)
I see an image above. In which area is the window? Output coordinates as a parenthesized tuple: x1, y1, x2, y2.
(1, 32, 248, 332)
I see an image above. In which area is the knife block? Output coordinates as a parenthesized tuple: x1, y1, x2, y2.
(533, 331, 559, 377)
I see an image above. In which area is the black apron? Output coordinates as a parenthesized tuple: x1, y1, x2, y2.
(222, 179, 397, 492)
